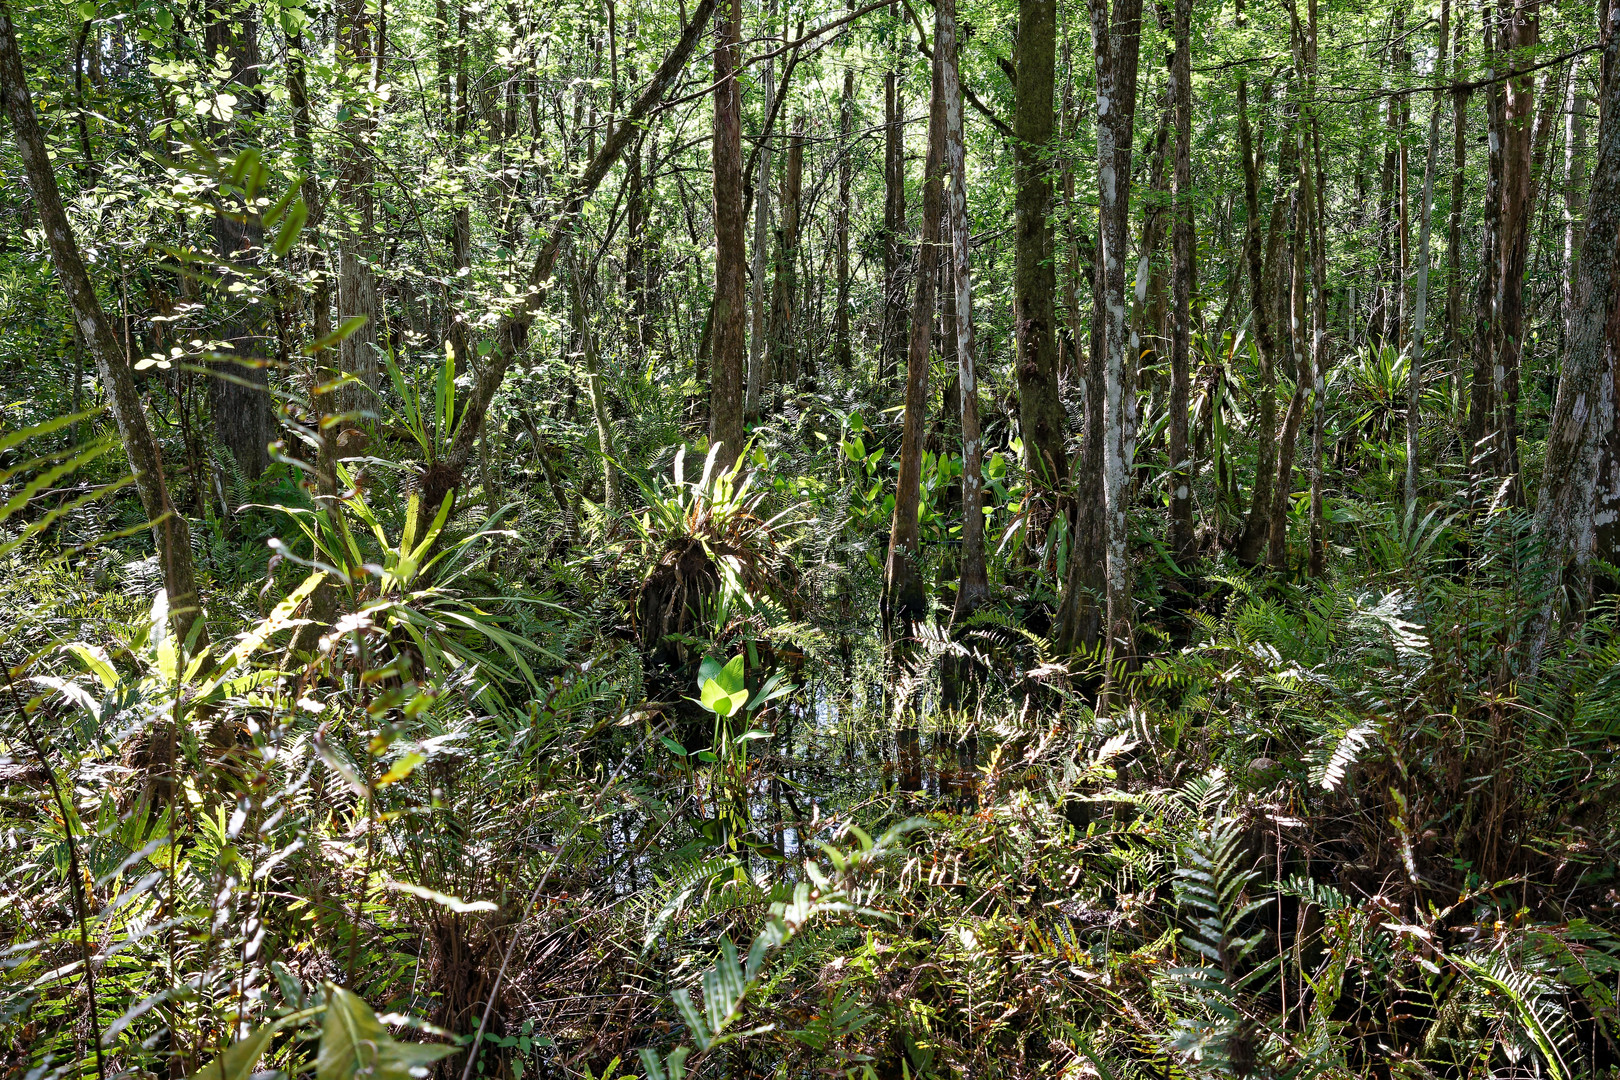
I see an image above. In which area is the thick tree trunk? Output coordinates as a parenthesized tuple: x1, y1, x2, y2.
(1087, 0, 1143, 686)
(1165, 0, 1194, 562)
(1, 0, 206, 648)
(1526, 23, 1620, 670)
(881, 21, 946, 648)
(746, 0, 776, 420)
(709, 0, 747, 472)
(941, 0, 986, 622)
(1014, 0, 1066, 491)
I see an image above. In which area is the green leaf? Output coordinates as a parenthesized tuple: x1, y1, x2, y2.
(272, 197, 308, 256)
(382, 882, 497, 913)
(699, 678, 749, 718)
(318, 985, 455, 1080)
(714, 655, 745, 694)
(77, 1, 96, 18)
(188, 1024, 275, 1080)
(659, 736, 688, 757)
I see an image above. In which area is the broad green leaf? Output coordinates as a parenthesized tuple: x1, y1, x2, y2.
(317, 985, 454, 1080)
(714, 655, 745, 694)
(272, 198, 308, 256)
(188, 1024, 275, 1080)
(63, 643, 118, 689)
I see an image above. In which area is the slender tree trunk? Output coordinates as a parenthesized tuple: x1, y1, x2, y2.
(746, 0, 776, 419)
(1305, 0, 1330, 577)
(1235, 74, 1286, 565)
(941, 0, 985, 622)
(1468, 0, 1504, 480)
(709, 0, 747, 472)
(881, 17, 946, 648)
(1406, 0, 1448, 516)
(1563, 60, 1588, 344)
(205, 3, 273, 479)
(1268, 188, 1307, 570)
(1165, 0, 1194, 562)
(883, 1, 908, 389)
(572, 262, 620, 509)
(769, 115, 804, 389)
(336, 0, 382, 412)
(1, 0, 206, 648)
(1015, 0, 1066, 492)
(1447, 9, 1468, 360)
(835, 52, 854, 371)
(1526, 23, 1620, 670)
(1087, 0, 1144, 689)
(1494, 0, 1540, 502)
(447, 2, 472, 371)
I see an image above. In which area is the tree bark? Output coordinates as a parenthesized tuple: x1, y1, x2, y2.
(881, 17, 946, 648)
(835, 51, 855, 371)
(1494, 0, 1540, 502)
(883, 1, 908, 390)
(940, 0, 986, 622)
(1235, 74, 1287, 566)
(1165, 0, 1194, 562)
(1446, 8, 1468, 360)
(0, 0, 206, 648)
(205, 3, 273, 479)
(1014, 0, 1066, 491)
(336, 0, 382, 412)
(1564, 59, 1589, 344)
(746, 0, 776, 420)
(769, 115, 805, 389)
(1526, 19, 1620, 670)
(1087, 0, 1144, 687)
(1406, 0, 1448, 516)
(709, 0, 747, 473)
(1467, 0, 1504, 481)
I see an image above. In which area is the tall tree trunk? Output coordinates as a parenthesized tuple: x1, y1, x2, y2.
(1393, 4, 1411, 353)
(1406, 0, 1448, 516)
(1304, 0, 1330, 577)
(746, 0, 776, 420)
(1563, 60, 1588, 344)
(835, 51, 855, 371)
(1015, 0, 1066, 491)
(1, 0, 206, 648)
(1268, 187, 1307, 570)
(1165, 0, 1194, 562)
(1494, 0, 1540, 502)
(941, 0, 985, 622)
(709, 0, 747, 473)
(1526, 22, 1620, 670)
(883, 1, 908, 389)
(447, 2, 472, 371)
(1235, 74, 1287, 566)
(769, 115, 804, 389)
(206, 3, 273, 479)
(572, 261, 620, 509)
(1467, 0, 1504, 480)
(881, 17, 946, 649)
(1446, 8, 1468, 360)
(1087, 0, 1144, 688)
(336, 0, 382, 413)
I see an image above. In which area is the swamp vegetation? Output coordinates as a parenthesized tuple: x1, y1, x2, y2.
(4, 0, 1620, 1075)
